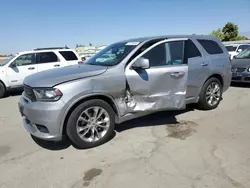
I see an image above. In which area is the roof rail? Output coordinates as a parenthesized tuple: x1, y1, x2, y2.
(34, 46, 70, 51)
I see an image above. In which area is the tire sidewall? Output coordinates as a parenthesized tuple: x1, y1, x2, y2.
(0, 82, 5, 98)
(200, 78, 222, 110)
(66, 99, 115, 149)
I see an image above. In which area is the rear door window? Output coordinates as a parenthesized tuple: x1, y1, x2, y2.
(36, 52, 59, 64)
(197, 39, 223, 54)
(59, 51, 78, 61)
(185, 39, 202, 58)
(226, 45, 237, 52)
(238, 45, 250, 52)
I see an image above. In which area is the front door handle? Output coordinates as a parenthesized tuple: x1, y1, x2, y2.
(28, 67, 35, 70)
(170, 72, 185, 78)
(54, 64, 60, 67)
(201, 62, 208, 66)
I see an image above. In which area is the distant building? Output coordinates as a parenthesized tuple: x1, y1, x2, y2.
(75, 45, 107, 59)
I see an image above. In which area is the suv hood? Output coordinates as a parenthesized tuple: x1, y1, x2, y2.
(24, 64, 108, 87)
(232, 59, 250, 68)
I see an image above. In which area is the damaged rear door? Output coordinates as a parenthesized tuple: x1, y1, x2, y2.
(124, 38, 188, 112)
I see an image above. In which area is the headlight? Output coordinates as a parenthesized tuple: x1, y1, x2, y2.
(33, 88, 63, 101)
(247, 68, 250, 72)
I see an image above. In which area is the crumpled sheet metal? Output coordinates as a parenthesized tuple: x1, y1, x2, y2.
(124, 90, 186, 112)
(115, 89, 186, 116)
(121, 66, 188, 114)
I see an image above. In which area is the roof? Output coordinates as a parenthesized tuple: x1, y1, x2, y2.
(118, 35, 219, 43)
(17, 48, 76, 55)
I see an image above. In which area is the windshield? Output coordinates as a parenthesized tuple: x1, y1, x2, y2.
(0, 56, 15, 66)
(85, 42, 139, 66)
(235, 47, 250, 59)
(225, 45, 237, 52)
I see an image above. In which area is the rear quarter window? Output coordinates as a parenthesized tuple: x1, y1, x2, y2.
(59, 51, 78, 61)
(197, 39, 224, 55)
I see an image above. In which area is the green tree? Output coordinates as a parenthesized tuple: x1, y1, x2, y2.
(222, 22, 239, 41)
(209, 22, 248, 41)
(235, 35, 249, 40)
(210, 28, 224, 40)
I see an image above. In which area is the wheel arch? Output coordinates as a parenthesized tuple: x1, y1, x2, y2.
(0, 79, 6, 90)
(196, 73, 224, 100)
(61, 93, 119, 136)
(205, 73, 224, 87)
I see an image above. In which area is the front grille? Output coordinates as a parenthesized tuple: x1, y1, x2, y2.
(24, 85, 36, 102)
(232, 67, 246, 73)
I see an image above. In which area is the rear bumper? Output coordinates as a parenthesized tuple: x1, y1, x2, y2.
(18, 93, 66, 141)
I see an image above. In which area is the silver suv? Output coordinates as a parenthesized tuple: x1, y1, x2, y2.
(18, 35, 232, 148)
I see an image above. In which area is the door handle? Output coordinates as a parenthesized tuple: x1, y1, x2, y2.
(54, 64, 60, 67)
(28, 67, 35, 70)
(201, 62, 208, 66)
(170, 72, 185, 78)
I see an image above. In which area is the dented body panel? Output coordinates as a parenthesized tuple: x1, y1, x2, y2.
(125, 65, 188, 112)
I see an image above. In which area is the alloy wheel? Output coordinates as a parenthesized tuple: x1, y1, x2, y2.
(205, 82, 221, 106)
(76, 106, 110, 142)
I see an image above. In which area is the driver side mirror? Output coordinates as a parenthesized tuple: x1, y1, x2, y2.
(132, 57, 150, 69)
(237, 49, 242, 53)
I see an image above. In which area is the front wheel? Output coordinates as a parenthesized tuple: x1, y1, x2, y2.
(197, 77, 222, 110)
(66, 99, 115, 149)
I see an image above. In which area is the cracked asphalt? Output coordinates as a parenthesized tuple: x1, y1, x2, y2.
(0, 84, 250, 188)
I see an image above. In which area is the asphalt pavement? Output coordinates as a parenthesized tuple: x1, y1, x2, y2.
(0, 85, 250, 188)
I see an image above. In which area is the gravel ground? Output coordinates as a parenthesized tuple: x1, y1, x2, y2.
(0, 84, 250, 188)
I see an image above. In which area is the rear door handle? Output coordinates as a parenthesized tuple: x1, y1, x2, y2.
(201, 62, 208, 66)
(28, 67, 35, 70)
(170, 72, 185, 78)
(54, 64, 60, 67)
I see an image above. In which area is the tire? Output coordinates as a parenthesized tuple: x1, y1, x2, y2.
(66, 99, 115, 149)
(197, 77, 222, 110)
(0, 82, 6, 98)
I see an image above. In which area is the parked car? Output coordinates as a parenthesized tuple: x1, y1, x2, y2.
(0, 47, 81, 98)
(225, 44, 250, 59)
(18, 35, 231, 148)
(231, 47, 250, 82)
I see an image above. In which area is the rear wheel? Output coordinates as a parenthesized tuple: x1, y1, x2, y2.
(66, 99, 115, 149)
(0, 82, 6, 98)
(197, 77, 222, 110)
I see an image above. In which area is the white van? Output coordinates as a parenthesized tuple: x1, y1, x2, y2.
(0, 47, 82, 98)
(225, 44, 250, 59)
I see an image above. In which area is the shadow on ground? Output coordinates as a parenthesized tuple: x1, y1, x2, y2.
(31, 104, 196, 150)
(230, 82, 250, 88)
(4, 90, 23, 98)
(115, 104, 196, 132)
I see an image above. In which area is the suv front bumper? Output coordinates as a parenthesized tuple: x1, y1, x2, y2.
(18, 93, 65, 141)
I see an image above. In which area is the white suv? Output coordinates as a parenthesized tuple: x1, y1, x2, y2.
(225, 44, 250, 59)
(0, 47, 81, 98)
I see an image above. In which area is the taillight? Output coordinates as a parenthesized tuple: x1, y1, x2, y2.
(78, 61, 84, 64)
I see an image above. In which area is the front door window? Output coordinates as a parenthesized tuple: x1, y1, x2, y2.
(12, 54, 36, 66)
(141, 41, 185, 67)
